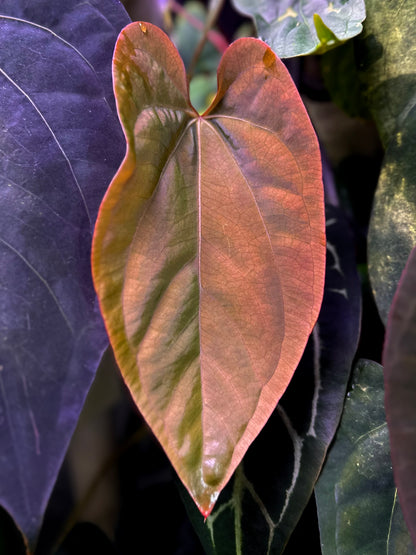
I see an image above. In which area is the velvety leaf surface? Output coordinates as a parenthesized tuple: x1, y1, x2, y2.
(181, 204, 361, 553)
(357, 0, 416, 323)
(92, 22, 326, 516)
(315, 359, 416, 554)
(231, 0, 366, 58)
(384, 246, 416, 548)
(0, 1, 129, 549)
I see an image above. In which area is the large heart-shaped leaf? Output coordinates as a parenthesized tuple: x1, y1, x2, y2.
(315, 359, 416, 554)
(384, 245, 416, 548)
(92, 22, 326, 516)
(231, 0, 366, 58)
(180, 204, 361, 553)
(0, 0, 130, 549)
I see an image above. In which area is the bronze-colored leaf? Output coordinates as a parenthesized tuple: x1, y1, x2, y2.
(92, 22, 325, 516)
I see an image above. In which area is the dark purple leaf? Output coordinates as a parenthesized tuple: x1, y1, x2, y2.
(0, 1, 130, 549)
(182, 204, 361, 553)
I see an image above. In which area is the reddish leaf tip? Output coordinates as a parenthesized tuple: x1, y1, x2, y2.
(201, 507, 213, 521)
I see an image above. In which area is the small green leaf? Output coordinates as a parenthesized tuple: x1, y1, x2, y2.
(313, 13, 342, 53)
(230, 0, 366, 58)
(315, 359, 416, 554)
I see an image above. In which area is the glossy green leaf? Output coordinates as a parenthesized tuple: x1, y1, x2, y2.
(92, 22, 326, 516)
(384, 245, 416, 548)
(230, 0, 366, 58)
(180, 204, 362, 553)
(357, 0, 416, 323)
(315, 359, 416, 554)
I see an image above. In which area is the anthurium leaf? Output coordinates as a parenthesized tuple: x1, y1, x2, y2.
(230, 0, 366, 58)
(357, 0, 416, 323)
(92, 22, 326, 516)
(180, 204, 361, 553)
(315, 359, 416, 554)
(384, 245, 416, 548)
(0, 0, 129, 549)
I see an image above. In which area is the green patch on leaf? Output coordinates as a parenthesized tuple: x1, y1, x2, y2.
(312, 13, 342, 53)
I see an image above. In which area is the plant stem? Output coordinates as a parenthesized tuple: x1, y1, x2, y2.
(169, 0, 228, 57)
(181, 0, 226, 81)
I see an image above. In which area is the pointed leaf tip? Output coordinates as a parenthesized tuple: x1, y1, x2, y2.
(92, 21, 325, 513)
